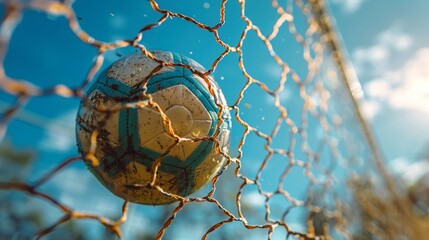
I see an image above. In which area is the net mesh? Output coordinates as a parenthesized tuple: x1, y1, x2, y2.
(0, 0, 399, 239)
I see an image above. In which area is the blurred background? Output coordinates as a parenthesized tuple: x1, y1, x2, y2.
(330, 0, 429, 181)
(0, 0, 428, 239)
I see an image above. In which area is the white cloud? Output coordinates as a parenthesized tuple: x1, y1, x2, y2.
(352, 27, 428, 119)
(288, 222, 307, 233)
(265, 90, 291, 105)
(242, 191, 266, 207)
(56, 168, 90, 194)
(353, 45, 389, 66)
(400, 48, 429, 82)
(390, 158, 429, 186)
(377, 27, 413, 51)
(352, 27, 414, 75)
(54, 167, 124, 215)
(389, 158, 407, 174)
(363, 48, 429, 117)
(360, 100, 380, 120)
(402, 161, 429, 186)
(330, 0, 367, 13)
(264, 63, 283, 79)
(40, 110, 76, 152)
(107, 12, 126, 30)
(123, 213, 150, 239)
(364, 78, 391, 99)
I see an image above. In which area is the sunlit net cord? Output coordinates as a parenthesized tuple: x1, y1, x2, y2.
(0, 0, 385, 239)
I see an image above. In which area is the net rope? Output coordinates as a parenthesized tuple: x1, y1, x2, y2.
(0, 0, 392, 239)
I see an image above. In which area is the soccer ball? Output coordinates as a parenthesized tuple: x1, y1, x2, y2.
(75, 51, 231, 205)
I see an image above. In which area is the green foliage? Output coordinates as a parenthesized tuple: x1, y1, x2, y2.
(0, 142, 35, 166)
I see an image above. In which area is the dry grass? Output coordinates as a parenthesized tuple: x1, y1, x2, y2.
(350, 178, 429, 239)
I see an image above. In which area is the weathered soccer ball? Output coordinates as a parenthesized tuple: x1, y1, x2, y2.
(75, 51, 231, 204)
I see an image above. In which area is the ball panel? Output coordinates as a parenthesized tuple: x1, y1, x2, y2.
(192, 144, 225, 189)
(137, 107, 163, 145)
(88, 90, 122, 146)
(144, 132, 176, 155)
(181, 57, 227, 111)
(182, 140, 203, 160)
(180, 56, 221, 104)
(192, 128, 230, 189)
(150, 84, 212, 122)
(77, 90, 122, 149)
(76, 125, 111, 168)
(164, 105, 193, 137)
(110, 161, 181, 204)
(100, 112, 121, 149)
(182, 75, 220, 121)
(168, 143, 187, 160)
(180, 86, 212, 121)
(76, 125, 91, 154)
(102, 76, 135, 97)
(187, 120, 211, 138)
(138, 83, 215, 163)
(146, 76, 218, 124)
(218, 128, 231, 154)
(183, 57, 206, 73)
(137, 139, 218, 170)
(107, 51, 175, 88)
(150, 85, 183, 111)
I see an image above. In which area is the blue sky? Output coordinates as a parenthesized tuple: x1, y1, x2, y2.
(1, 0, 429, 239)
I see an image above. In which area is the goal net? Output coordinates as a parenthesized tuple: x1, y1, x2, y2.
(0, 0, 397, 239)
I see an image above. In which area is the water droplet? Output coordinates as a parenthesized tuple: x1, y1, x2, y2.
(203, 2, 210, 9)
(220, 76, 225, 80)
(189, 51, 193, 55)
